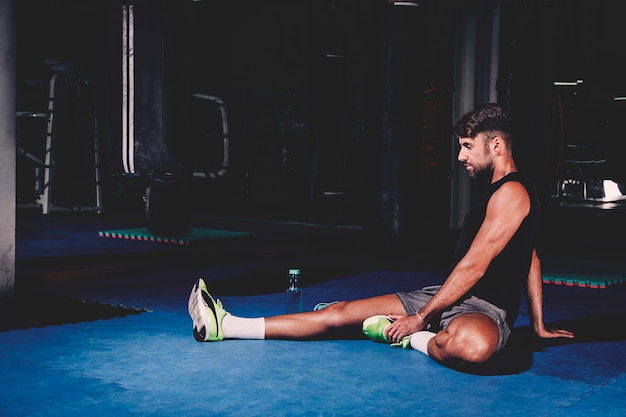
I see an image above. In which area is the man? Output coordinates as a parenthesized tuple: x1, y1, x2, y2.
(188, 103, 574, 368)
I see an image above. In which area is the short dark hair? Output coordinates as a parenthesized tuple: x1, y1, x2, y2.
(454, 103, 512, 147)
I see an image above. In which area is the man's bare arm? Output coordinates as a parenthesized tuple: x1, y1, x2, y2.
(527, 249, 575, 339)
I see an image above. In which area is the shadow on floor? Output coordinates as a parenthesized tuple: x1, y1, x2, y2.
(0, 290, 149, 332)
(461, 311, 626, 376)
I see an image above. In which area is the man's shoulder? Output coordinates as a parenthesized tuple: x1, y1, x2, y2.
(493, 172, 534, 196)
(497, 179, 528, 193)
(489, 180, 531, 213)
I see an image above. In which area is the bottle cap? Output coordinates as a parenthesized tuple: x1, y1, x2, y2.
(289, 268, 300, 275)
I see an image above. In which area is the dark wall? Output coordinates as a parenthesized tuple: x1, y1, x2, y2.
(498, 0, 626, 200)
(185, 0, 457, 232)
(15, 0, 456, 227)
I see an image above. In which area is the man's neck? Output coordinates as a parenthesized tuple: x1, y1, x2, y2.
(491, 161, 518, 183)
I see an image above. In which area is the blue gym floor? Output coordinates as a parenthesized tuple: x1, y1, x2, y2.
(2, 210, 626, 416)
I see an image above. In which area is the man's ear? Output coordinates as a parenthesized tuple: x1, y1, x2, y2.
(491, 135, 504, 153)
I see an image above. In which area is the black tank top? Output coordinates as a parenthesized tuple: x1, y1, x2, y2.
(451, 172, 540, 327)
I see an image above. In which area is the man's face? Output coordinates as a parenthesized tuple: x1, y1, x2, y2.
(457, 133, 494, 178)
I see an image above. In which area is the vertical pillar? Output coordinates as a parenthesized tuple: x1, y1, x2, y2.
(373, 2, 426, 256)
(450, 2, 501, 228)
(0, 0, 16, 297)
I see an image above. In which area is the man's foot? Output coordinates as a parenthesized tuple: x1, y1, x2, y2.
(362, 315, 411, 349)
(188, 278, 229, 342)
(390, 336, 412, 349)
(362, 315, 392, 343)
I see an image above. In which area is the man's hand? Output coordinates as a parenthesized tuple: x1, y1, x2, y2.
(535, 326, 575, 340)
(384, 314, 428, 344)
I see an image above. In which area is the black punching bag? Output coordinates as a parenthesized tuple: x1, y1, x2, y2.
(144, 175, 189, 238)
(133, 0, 190, 237)
(373, 2, 426, 257)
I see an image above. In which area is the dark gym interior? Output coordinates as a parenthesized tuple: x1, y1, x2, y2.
(2, 1, 626, 415)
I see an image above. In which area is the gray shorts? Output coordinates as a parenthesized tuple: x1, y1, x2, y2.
(396, 285, 511, 353)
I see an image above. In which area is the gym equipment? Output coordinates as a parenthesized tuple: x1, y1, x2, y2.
(16, 62, 102, 214)
(119, 1, 193, 236)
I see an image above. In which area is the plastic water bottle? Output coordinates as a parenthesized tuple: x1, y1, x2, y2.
(286, 268, 303, 313)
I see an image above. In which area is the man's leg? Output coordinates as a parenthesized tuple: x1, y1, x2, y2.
(426, 313, 500, 366)
(264, 294, 406, 339)
(189, 278, 407, 341)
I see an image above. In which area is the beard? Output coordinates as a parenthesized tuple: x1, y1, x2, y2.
(468, 144, 494, 180)
(471, 165, 494, 183)
(466, 158, 494, 182)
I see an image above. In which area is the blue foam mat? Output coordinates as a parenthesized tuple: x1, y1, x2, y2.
(2, 266, 626, 416)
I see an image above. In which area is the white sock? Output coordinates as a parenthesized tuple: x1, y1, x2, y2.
(222, 315, 265, 339)
(410, 331, 436, 356)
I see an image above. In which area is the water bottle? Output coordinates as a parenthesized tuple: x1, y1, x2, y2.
(286, 268, 303, 313)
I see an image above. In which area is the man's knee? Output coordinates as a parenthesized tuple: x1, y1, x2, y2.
(451, 327, 497, 363)
(315, 301, 350, 328)
(432, 314, 499, 365)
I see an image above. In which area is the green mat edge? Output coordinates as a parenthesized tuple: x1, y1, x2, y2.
(98, 228, 254, 245)
(542, 273, 626, 289)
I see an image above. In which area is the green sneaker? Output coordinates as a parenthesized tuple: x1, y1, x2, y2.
(362, 315, 392, 343)
(390, 336, 412, 349)
(362, 315, 412, 349)
(188, 278, 229, 342)
(313, 301, 339, 311)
